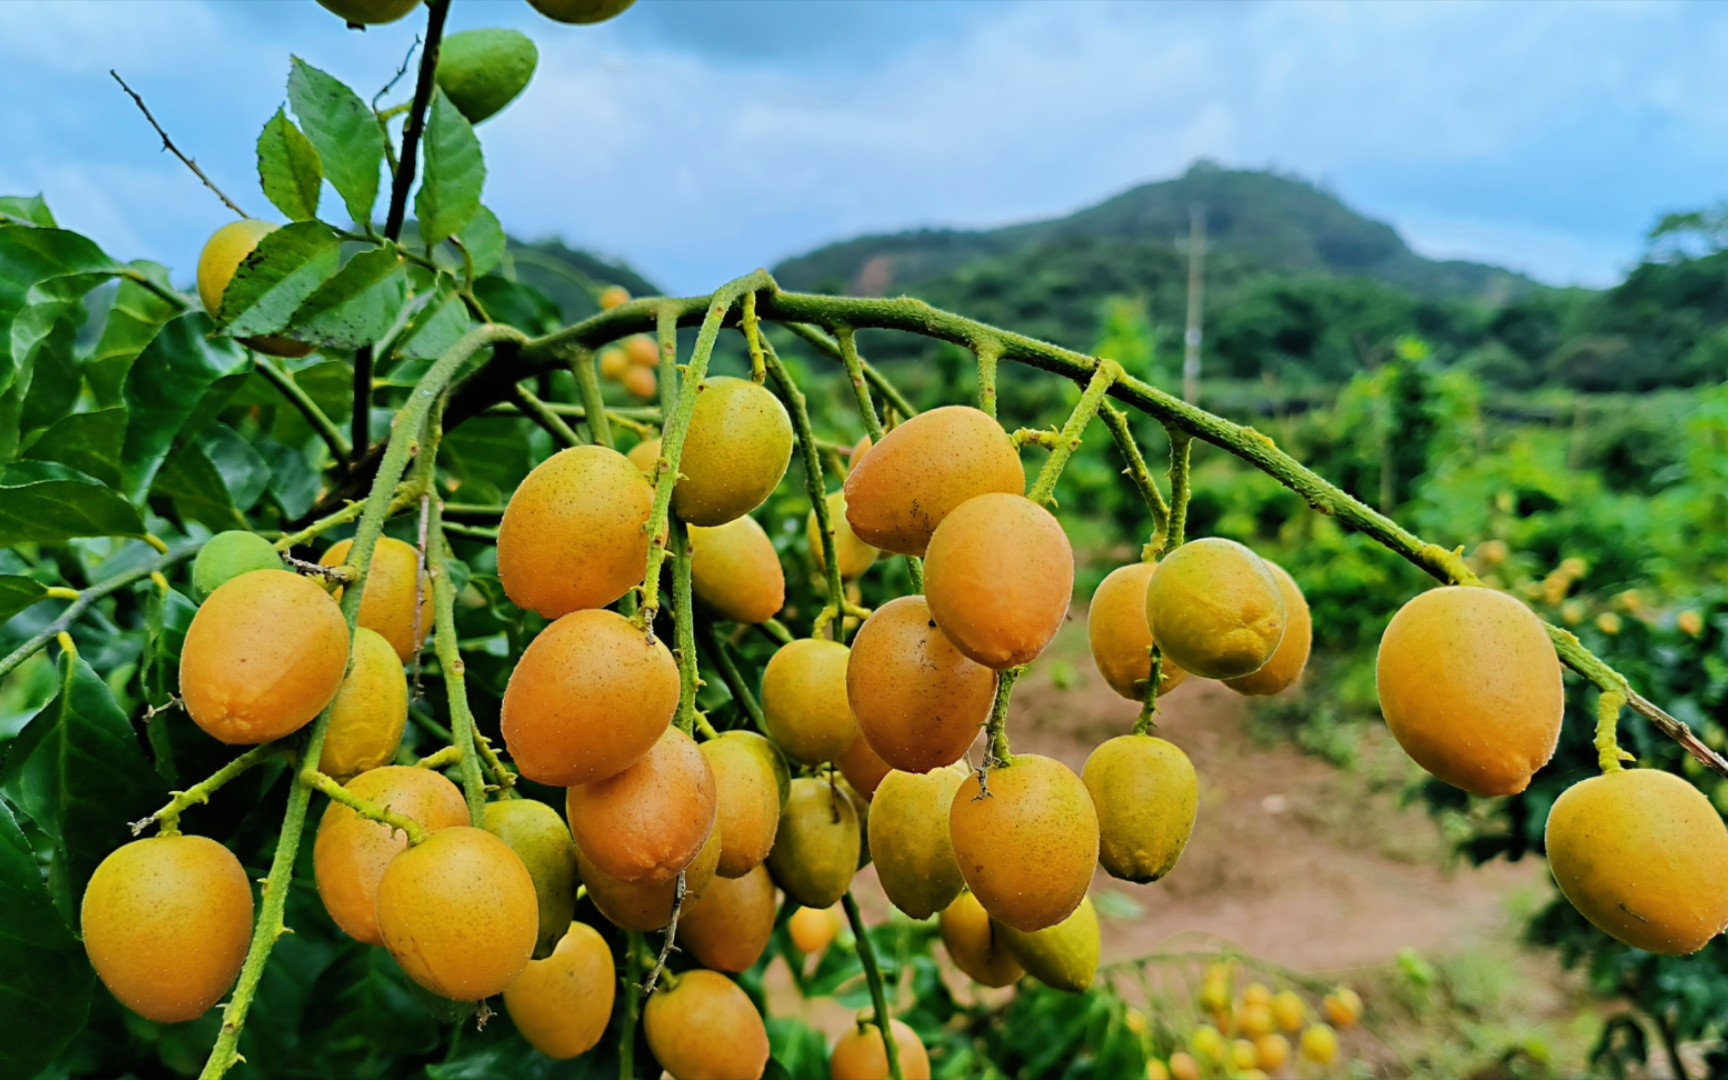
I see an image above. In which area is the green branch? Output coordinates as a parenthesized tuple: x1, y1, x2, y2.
(835, 326, 885, 440)
(1026, 361, 1118, 506)
(671, 519, 700, 737)
(975, 339, 1000, 420)
(568, 347, 615, 449)
(510, 383, 584, 447)
(1100, 402, 1169, 550)
(842, 892, 903, 1080)
(741, 289, 767, 382)
(760, 337, 847, 640)
(1164, 430, 1193, 553)
(298, 768, 427, 844)
(134, 743, 284, 837)
(983, 666, 1023, 771)
(430, 511, 488, 822)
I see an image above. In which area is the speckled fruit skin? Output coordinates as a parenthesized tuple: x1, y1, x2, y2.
(1083, 735, 1199, 883)
(870, 765, 969, 919)
(949, 754, 1098, 932)
(998, 894, 1100, 993)
(496, 445, 654, 619)
(831, 1019, 933, 1080)
(503, 922, 615, 1059)
(196, 220, 313, 357)
(627, 436, 661, 475)
(316, 0, 421, 25)
(527, 0, 637, 25)
(434, 29, 537, 124)
(501, 609, 678, 786)
(483, 798, 578, 957)
(761, 638, 858, 766)
(1087, 562, 1187, 700)
(766, 777, 860, 908)
(644, 969, 770, 1080)
(938, 890, 1023, 987)
(924, 493, 1074, 670)
(671, 376, 793, 527)
(809, 491, 879, 578)
(1144, 537, 1286, 681)
(81, 835, 253, 1024)
(180, 569, 349, 745)
(1545, 768, 1728, 955)
(1225, 561, 1312, 696)
(701, 731, 787, 878)
(847, 595, 996, 773)
(318, 627, 409, 778)
(835, 732, 892, 800)
(1376, 586, 1563, 796)
(376, 827, 538, 1000)
(191, 531, 284, 601)
(678, 864, 777, 972)
(842, 405, 1024, 557)
(313, 766, 468, 945)
(689, 515, 785, 625)
(575, 826, 720, 932)
(565, 726, 717, 884)
(321, 536, 430, 664)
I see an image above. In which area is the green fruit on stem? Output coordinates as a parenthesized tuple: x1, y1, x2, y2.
(528, 0, 637, 25)
(484, 798, 578, 957)
(192, 531, 284, 601)
(316, 0, 421, 25)
(766, 777, 859, 908)
(435, 29, 538, 123)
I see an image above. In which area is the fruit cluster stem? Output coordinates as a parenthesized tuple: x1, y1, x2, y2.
(1027, 361, 1119, 506)
(834, 326, 886, 440)
(298, 768, 428, 844)
(429, 514, 489, 823)
(1100, 402, 1170, 551)
(759, 336, 848, 640)
(136, 743, 284, 837)
(741, 289, 768, 383)
(1133, 647, 1166, 736)
(1163, 429, 1194, 552)
(842, 891, 904, 1080)
(1595, 690, 1633, 773)
(671, 519, 700, 737)
(511, 383, 584, 447)
(983, 666, 1023, 772)
(694, 617, 767, 732)
(976, 340, 1000, 420)
(569, 348, 615, 449)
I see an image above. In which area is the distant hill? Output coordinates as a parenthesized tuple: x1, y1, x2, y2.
(507, 237, 661, 322)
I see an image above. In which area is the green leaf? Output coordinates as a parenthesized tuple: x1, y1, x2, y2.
(256, 437, 322, 519)
(257, 106, 324, 222)
(0, 463, 145, 546)
(0, 195, 57, 227)
(120, 312, 252, 502)
(153, 441, 250, 531)
(398, 281, 473, 364)
(287, 58, 383, 226)
(414, 89, 486, 247)
(0, 800, 94, 1077)
(289, 246, 409, 350)
(22, 408, 125, 487)
(87, 265, 182, 405)
(0, 226, 123, 397)
(459, 205, 506, 277)
(0, 576, 53, 624)
(219, 221, 342, 338)
(14, 289, 85, 439)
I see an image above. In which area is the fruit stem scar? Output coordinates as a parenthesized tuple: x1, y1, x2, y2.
(298, 769, 427, 845)
(1028, 361, 1119, 507)
(1595, 690, 1633, 773)
(842, 891, 905, 1080)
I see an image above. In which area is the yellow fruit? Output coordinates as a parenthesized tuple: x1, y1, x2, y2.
(496, 445, 654, 618)
(1082, 734, 1198, 884)
(1476, 539, 1509, 566)
(599, 346, 629, 381)
(566, 726, 717, 884)
(628, 436, 661, 475)
(938, 890, 1023, 987)
(766, 777, 859, 907)
(575, 824, 720, 932)
(1545, 768, 1728, 954)
(1242, 982, 1272, 1008)
(317, 0, 420, 25)
(998, 894, 1099, 993)
(701, 731, 787, 878)
(1678, 609, 1705, 637)
(689, 515, 785, 625)
(314, 766, 468, 945)
(1596, 611, 1623, 635)
(1167, 1052, 1202, 1080)
(949, 754, 1098, 932)
(1199, 975, 1232, 1016)
(196, 220, 313, 356)
(180, 569, 348, 744)
(679, 864, 776, 972)
(672, 376, 793, 527)
(843, 405, 1024, 556)
(761, 638, 858, 766)
(623, 365, 657, 400)
(1145, 538, 1286, 681)
(836, 732, 893, 801)
(1377, 586, 1563, 796)
(643, 969, 770, 1080)
(1087, 562, 1187, 700)
(848, 595, 996, 773)
(318, 627, 408, 778)
(484, 798, 578, 957)
(1230, 1039, 1257, 1071)
(831, 1019, 932, 1080)
(1271, 989, 1306, 1032)
(1299, 1023, 1338, 1065)
(1237, 1001, 1274, 1038)
(503, 922, 614, 1059)
(502, 609, 678, 786)
(788, 904, 839, 955)
(1146, 1059, 1170, 1080)
(924, 493, 1074, 670)
(434, 28, 537, 124)
(1190, 1024, 1226, 1063)
(1224, 561, 1311, 695)
(191, 530, 284, 601)
(1254, 1033, 1290, 1072)
(597, 283, 632, 307)
(321, 536, 430, 664)
(626, 334, 660, 367)
(870, 766, 969, 919)
(810, 491, 879, 579)
(81, 835, 253, 1024)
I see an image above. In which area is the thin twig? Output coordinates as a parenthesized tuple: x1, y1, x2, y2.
(842, 892, 904, 1080)
(111, 70, 247, 218)
(254, 356, 353, 464)
(640, 871, 687, 995)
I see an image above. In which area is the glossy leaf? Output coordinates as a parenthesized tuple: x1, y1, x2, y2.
(287, 58, 383, 226)
(0, 463, 144, 546)
(256, 437, 322, 520)
(459, 205, 506, 277)
(0, 226, 122, 397)
(0, 800, 94, 1077)
(87, 266, 181, 405)
(219, 221, 342, 337)
(289, 245, 409, 350)
(0, 576, 53, 624)
(414, 89, 486, 247)
(120, 312, 252, 502)
(257, 106, 323, 222)
(398, 281, 472, 364)
(22, 408, 125, 487)
(0, 195, 56, 227)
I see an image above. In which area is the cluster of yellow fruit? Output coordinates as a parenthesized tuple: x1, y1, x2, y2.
(1147, 968, 1356, 1080)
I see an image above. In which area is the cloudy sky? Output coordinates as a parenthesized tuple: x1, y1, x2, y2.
(3, 0, 1726, 294)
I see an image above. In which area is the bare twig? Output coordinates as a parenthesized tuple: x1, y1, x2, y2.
(111, 70, 247, 218)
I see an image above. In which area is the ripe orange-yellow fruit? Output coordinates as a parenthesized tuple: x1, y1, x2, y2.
(1189, 1025, 1226, 1064)
(483, 798, 578, 957)
(1242, 981, 1272, 1008)
(870, 766, 968, 919)
(1545, 768, 1728, 954)
(643, 969, 770, 1080)
(1271, 989, 1306, 1032)
(627, 436, 661, 475)
(761, 638, 858, 766)
(999, 894, 1099, 993)
(843, 406, 1024, 557)
(1082, 735, 1198, 883)
(318, 627, 408, 778)
(938, 890, 1023, 987)
(1167, 1052, 1202, 1080)
(181, 569, 349, 744)
(847, 595, 995, 773)
(1254, 1033, 1290, 1072)
(566, 726, 716, 884)
(314, 766, 468, 945)
(625, 334, 660, 368)
(831, 1019, 932, 1080)
(1237, 1001, 1274, 1038)
(1678, 609, 1705, 637)
(679, 864, 777, 972)
(949, 754, 1098, 932)
(1229, 1039, 1258, 1072)
(317, 0, 420, 25)
(1322, 987, 1362, 1028)
(497, 445, 654, 618)
(597, 283, 632, 307)
(81, 835, 253, 1024)
(1087, 562, 1187, 700)
(623, 365, 657, 400)
(1147, 1058, 1170, 1080)
(788, 904, 840, 955)
(196, 219, 313, 356)
(689, 515, 784, 625)
(672, 376, 793, 527)
(924, 493, 1073, 669)
(1224, 561, 1311, 695)
(575, 824, 720, 932)
(503, 922, 615, 1059)
(766, 777, 859, 908)
(836, 733, 892, 800)
(377, 827, 537, 1000)
(1377, 586, 1563, 796)
(502, 609, 678, 786)
(1298, 1023, 1338, 1065)
(701, 730, 786, 877)
(320, 536, 430, 664)
(1145, 538, 1286, 681)
(810, 491, 879, 579)
(599, 346, 629, 381)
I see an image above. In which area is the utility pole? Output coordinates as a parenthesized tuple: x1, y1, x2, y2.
(1183, 204, 1206, 404)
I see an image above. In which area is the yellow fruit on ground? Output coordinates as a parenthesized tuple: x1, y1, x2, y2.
(999, 894, 1099, 993)
(625, 334, 660, 367)
(1545, 768, 1728, 954)
(689, 515, 785, 624)
(1190, 1024, 1226, 1064)
(1199, 975, 1231, 1016)
(870, 765, 969, 919)
(1082, 734, 1198, 883)
(924, 493, 1074, 670)
(1322, 987, 1363, 1028)
(180, 569, 349, 744)
(1299, 1023, 1338, 1065)
(643, 969, 770, 1080)
(575, 825, 720, 932)
(938, 890, 1023, 987)
(831, 1019, 932, 1080)
(672, 376, 793, 527)
(496, 445, 654, 619)
(843, 405, 1024, 557)
(599, 346, 629, 381)
(1087, 562, 1187, 700)
(835, 733, 893, 800)
(566, 726, 717, 884)
(318, 627, 408, 778)
(810, 491, 879, 579)
(484, 798, 578, 957)
(81, 835, 253, 1024)
(1376, 585, 1564, 796)
(501, 609, 678, 786)
(701, 730, 787, 877)
(320, 536, 430, 664)
(196, 219, 313, 356)
(1167, 1052, 1202, 1080)
(788, 904, 840, 955)
(1224, 561, 1311, 695)
(1271, 989, 1306, 1032)
(949, 754, 1098, 932)
(766, 777, 859, 908)
(597, 283, 632, 307)
(314, 766, 468, 945)
(679, 864, 776, 972)
(627, 436, 661, 475)
(1145, 538, 1286, 681)
(1237, 1001, 1274, 1038)
(623, 365, 657, 400)
(848, 595, 996, 773)
(1254, 1033, 1290, 1072)
(503, 922, 614, 1059)
(761, 638, 858, 766)
(316, 0, 420, 25)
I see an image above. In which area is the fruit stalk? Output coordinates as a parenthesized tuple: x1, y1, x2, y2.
(758, 337, 847, 640)
(429, 507, 489, 822)
(741, 289, 767, 383)
(834, 326, 886, 439)
(510, 382, 584, 447)
(1594, 690, 1632, 773)
(671, 520, 700, 737)
(976, 340, 1001, 419)
(1133, 648, 1166, 736)
(984, 666, 1024, 770)
(1099, 402, 1170, 550)
(297, 769, 428, 844)
(1027, 360, 1119, 506)
(841, 891, 904, 1080)
(135, 743, 285, 837)
(253, 356, 352, 464)
(656, 303, 681, 415)
(1164, 430, 1193, 552)
(568, 348, 616, 448)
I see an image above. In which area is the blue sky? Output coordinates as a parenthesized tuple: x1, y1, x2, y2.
(3, 0, 1727, 294)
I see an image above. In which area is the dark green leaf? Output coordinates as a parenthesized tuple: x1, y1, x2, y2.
(398, 281, 473, 365)
(219, 221, 342, 337)
(459, 205, 506, 277)
(414, 89, 486, 247)
(0, 463, 144, 545)
(298, 947, 441, 1077)
(0, 195, 56, 227)
(14, 291, 85, 439)
(257, 107, 323, 222)
(289, 246, 409, 349)
(256, 437, 322, 519)
(0, 800, 93, 1077)
(87, 266, 182, 405)
(120, 312, 252, 501)
(0, 576, 53, 624)
(287, 58, 383, 226)
(766, 1017, 830, 1080)
(152, 441, 251, 531)
(0, 227, 122, 397)
(22, 408, 125, 487)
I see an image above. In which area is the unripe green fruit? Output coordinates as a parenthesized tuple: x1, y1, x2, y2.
(192, 531, 284, 601)
(317, 0, 420, 23)
(435, 29, 537, 124)
(484, 798, 578, 957)
(766, 777, 859, 908)
(998, 894, 1099, 993)
(528, 0, 637, 25)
